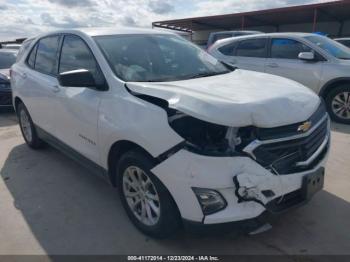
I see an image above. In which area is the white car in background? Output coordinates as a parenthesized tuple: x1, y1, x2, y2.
(11, 28, 329, 237)
(334, 37, 350, 48)
(208, 33, 350, 124)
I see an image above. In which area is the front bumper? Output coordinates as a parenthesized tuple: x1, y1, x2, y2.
(0, 89, 12, 107)
(151, 143, 329, 225)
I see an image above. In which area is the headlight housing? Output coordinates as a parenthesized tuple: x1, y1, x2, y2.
(168, 111, 255, 156)
(192, 188, 227, 215)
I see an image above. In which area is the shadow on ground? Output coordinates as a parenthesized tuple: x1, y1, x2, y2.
(1, 143, 350, 256)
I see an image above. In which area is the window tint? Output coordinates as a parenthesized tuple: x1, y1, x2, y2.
(236, 38, 266, 58)
(27, 44, 37, 68)
(339, 40, 350, 48)
(35, 36, 60, 75)
(59, 35, 104, 85)
(218, 42, 238, 56)
(271, 38, 311, 59)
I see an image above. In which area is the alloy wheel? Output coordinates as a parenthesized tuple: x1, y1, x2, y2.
(122, 166, 160, 226)
(332, 91, 350, 120)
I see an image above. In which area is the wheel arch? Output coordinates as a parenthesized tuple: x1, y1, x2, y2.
(107, 140, 157, 186)
(319, 78, 350, 99)
(14, 97, 24, 112)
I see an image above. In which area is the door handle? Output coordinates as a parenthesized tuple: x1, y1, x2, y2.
(52, 85, 60, 93)
(267, 63, 278, 68)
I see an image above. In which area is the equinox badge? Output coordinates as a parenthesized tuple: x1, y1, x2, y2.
(298, 121, 312, 133)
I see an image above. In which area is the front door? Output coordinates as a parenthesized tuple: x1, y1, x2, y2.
(265, 38, 324, 92)
(53, 34, 106, 164)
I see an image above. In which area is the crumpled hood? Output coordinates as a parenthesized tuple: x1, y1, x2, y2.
(127, 69, 320, 128)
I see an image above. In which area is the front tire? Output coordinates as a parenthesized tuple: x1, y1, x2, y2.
(325, 85, 350, 124)
(116, 150, 181, 238)
(17, 103, 44, 149)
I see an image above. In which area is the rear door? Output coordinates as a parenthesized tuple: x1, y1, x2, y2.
(17, 35, 61, 133)
(232, 38, 268, 72)
(265, 38, 324, 91)
(53, 34, 106, 163)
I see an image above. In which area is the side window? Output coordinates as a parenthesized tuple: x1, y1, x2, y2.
(236, 38, 267, 58)
(271, 38, 311, 59)
(27, 44, 38, 68)
(59, 35, 104, 85)
(341, 40, 350, 48)
(218, 42, 238, 56)
(35, 36, 61, 75)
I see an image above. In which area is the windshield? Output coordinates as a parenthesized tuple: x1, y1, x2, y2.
(0, 52, 17, 69)
(304, 35, 350, 60)
(94, 34, 231, 82)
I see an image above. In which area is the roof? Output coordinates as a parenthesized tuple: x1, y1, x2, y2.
(211, 32, 315, 46)
(26, 27, 175, 43)
(152, 1, 350, 32)
(35, 27, 173, 39)
(215, 32, 326, 45)
(334, 37, 350, 40)
(80, 27, 173, 36)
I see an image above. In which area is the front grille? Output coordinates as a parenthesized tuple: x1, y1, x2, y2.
(256, 101, 326, 140)
(252, 110, 329, 174)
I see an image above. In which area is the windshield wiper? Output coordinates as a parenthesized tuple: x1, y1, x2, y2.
(183, 71, 230, 80)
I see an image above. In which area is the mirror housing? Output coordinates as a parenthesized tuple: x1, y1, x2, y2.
(58, 69, 96, 88)
(298, 52, 315, 61)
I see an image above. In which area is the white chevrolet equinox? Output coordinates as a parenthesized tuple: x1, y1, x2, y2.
(11, 28, 330, 238)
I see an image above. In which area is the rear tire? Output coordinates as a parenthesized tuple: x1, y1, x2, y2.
(325, 85, 350, 124)
(116, 150, 181, 238)
(17, 103, 45, 149)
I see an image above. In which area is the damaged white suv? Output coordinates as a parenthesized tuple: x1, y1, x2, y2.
(11, 28, 330, 238)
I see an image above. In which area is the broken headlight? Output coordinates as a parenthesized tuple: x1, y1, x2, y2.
(168, 112, 255, 156)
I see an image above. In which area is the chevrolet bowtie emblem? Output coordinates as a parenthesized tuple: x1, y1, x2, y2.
(298, 121, 312, 132)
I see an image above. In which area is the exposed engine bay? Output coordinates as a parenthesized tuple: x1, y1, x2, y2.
(168, 111, 256, 156)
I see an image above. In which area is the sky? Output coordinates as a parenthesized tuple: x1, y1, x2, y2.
(0, 0, 337, 41)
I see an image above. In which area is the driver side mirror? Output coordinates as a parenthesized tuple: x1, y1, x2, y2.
(58, 69, 96, 88)
(298, 52, 315, 61)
